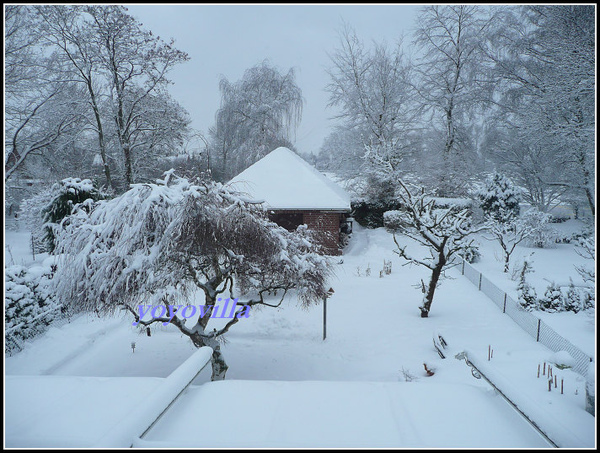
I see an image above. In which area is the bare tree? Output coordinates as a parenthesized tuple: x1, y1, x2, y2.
(325, 24, 416, 179)
(84, 5, 190, 188)
(484, 208, 550, 273)
(392, 180, 483, 317)
(35, 5, 115, 190)
(53, 173, 331, 380)
(574, 236, 595, 286)
(4, 6, 85, 182)
(413, 5, 492, 195)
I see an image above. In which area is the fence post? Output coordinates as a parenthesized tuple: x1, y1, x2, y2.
(478, 273, 482, 291)
(536, 319, 541, 342)
(503, 293, 507, 313)
(461, 260, 465, 275)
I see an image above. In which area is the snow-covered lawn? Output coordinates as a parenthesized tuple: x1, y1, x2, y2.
(4, 225, 596, 447)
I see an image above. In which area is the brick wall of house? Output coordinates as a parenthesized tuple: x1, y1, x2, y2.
(268, 210, 343, 255)
(303, 211, 342, 255)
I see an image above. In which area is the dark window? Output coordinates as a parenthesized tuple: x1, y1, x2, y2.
(269, 212, 304, 231)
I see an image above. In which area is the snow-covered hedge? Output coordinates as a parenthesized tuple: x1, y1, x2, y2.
(519, 279, 594, 314)
(382, 210, 405, 231)
(352, 198, 405, 228)
(5, 257, 63, 354)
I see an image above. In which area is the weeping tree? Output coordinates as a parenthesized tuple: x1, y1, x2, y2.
(53, 172, 331, 380)
(392, 179, 483, 317)
(209, 60, 303, 180)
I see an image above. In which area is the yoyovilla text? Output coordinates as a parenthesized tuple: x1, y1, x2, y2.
(132, 298, 250, 326)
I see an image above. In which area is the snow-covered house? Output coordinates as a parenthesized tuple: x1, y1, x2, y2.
(228, 147, 352, 255)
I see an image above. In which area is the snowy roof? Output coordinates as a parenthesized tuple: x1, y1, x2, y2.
(228, 147, 351, 211)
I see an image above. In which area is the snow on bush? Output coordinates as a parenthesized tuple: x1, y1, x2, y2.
(383, 210, 404, 231)
(562, 279, 595, 313)
(520, 208, 555, 248)
(39, 178, 106, 253)
(475, 173, 521, 223)
(538, 282, 562, 313)
(518, 275, 595, 314)
(5, 257, 62, 354)
(516, 261, 538, 311)
(457, 244, 481, 264)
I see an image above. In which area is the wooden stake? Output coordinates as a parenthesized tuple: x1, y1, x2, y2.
(548, 379, 552, 392)
(554, 375, 557, 388)
(488, 345, 491, 361)
(491, 349, 493, 359)
(561, 379, 564, 394)
(537, 364, 540, 378)
(543, 362, 546, 375)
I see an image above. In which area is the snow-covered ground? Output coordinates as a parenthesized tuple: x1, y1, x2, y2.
(4, 224, 596, 447)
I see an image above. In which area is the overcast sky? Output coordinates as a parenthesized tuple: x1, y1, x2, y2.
(125, 4, 420, 156)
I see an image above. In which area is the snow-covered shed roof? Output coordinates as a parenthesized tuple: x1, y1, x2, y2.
(228, 147, 351, 211)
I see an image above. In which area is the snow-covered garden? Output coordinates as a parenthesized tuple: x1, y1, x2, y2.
(4, 4, 595, 449)
(5, 213, 595, 447)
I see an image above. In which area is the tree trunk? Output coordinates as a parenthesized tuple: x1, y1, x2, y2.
(584, 186, 595, 217)
(191, 333, 229, 381)
(210, 344, 229, 381)
(420, 259, 445, 318)
(89, 88, 113, 191)
(123, 142, 133, 187)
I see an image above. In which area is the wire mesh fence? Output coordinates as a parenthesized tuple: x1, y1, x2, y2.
(463, 260, 481, 287)
(461, 259, 592, 377)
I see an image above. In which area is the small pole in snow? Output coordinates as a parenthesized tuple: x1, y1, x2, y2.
(323, 288, 334, 341)
(131, 341, 136, 353)
(543, 362, 546, 375)
(537, 364, 540, 378)
(323, 296, 327, 341)
(488, 345, 491, 361)
(561, 379, 564, 394)
(554, 375, 557, 388)
(548, 379, 552, 392)
(491, 349, 493, 359)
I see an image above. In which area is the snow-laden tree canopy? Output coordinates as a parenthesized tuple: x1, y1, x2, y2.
(53, 172, 332, 379)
